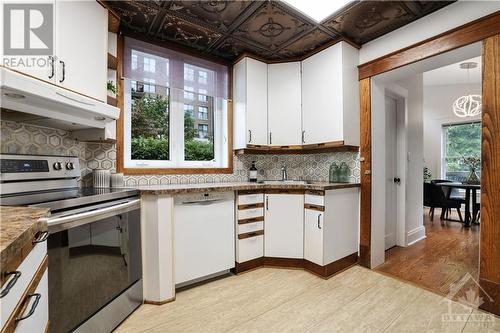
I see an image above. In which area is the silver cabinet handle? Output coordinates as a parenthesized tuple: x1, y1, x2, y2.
(48, 56, 55, 79)
(269, 132, 272, 145)
(317, 213, 322, 229)
(0, 271, 21, 298)
(266, 196, 269, 210)
(33, 231, 49, 244)
(248, 130, 252, 143)
(302, 130, 305, 144)
(15, 293, 41, 322)
(59, 60, 66, 83)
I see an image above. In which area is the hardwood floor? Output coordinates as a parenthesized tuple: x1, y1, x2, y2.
(376, 208, 480, 304)
(115, 265, 498, 332)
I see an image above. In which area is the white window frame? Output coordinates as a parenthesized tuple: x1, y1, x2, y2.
(144, 57, 156, 73)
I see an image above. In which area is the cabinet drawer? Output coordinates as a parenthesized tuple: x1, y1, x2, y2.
(1, 236, 47, 329)
(305, 194, 324, 206)
(238, 221, 264, 234)
(14, 269, 49, 333)
(236, 235, 264, 263)
(238, 207, 264, 220)
(238, 193, 264, 205)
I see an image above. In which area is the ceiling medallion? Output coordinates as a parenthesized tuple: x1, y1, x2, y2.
(453, 62, 481, 118)
(200, 1, 228, 14)
(257, 18, 288, 38)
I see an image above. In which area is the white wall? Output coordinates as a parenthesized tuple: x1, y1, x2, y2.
(423, 83, 482, 179)
(359, 1, 500, 64)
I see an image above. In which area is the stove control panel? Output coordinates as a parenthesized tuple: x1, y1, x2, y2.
(0, 154, 80, 181)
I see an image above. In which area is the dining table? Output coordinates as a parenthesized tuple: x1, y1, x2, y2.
(437, 182, 480, 227)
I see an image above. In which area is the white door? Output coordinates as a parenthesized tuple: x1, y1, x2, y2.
(385, 95, 398, 250)
(246, 58, 268, 145)
(264, 194, 304, 258)
(55, 0, 107, 101)
(304, 209, 323, 265)
(301, 44, 343, 144)
(268, 62, 302, 146)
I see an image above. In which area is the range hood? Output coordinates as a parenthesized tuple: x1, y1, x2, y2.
(0, 67, 119, 140)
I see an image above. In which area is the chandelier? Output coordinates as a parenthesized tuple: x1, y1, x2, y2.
(453, 62, 481, 118)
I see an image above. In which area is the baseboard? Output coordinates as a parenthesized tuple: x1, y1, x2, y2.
(407, 226, 426, 246)
(479, 278, 500, 316)
(144, 297, 176, 305)
(234, 253, 359, 279)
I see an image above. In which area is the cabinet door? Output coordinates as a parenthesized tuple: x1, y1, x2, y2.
(268, 62, 302, 146)
(301, 43, 343, 144)
(304, 209, 324, 265)
(264, 194, 303, 258)
(55, 0, 107, 101)
(246, 58, 268, 145)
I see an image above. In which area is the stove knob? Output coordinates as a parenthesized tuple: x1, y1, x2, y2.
(66, 162, 74, 170)
(53, 162, 62, 170)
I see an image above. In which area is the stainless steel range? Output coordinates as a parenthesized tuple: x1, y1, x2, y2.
(0, 154, 142, 333)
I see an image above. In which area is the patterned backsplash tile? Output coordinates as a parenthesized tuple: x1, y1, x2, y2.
(1, 120, 360, 186)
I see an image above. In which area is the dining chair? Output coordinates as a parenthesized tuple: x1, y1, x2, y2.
(427, 182, 464, 222)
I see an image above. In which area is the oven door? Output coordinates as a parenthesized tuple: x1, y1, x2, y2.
(46, 198, 142, 333)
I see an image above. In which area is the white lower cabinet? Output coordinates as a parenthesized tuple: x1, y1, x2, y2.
(14, 270, 49, 333)
(236, 192, 265, 263)
(304, 188, 359, 266)
(264, 194, 304, 258)
(237, 235, 264, 263)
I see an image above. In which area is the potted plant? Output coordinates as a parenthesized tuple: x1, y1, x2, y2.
(461, 154, 481, 184)
(107, 80, 117, 98)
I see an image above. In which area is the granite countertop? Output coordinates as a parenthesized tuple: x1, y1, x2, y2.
(135, 181, 360, 195)
(1, 206, 50, 270)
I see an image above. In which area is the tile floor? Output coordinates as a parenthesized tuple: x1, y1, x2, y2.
(116, 266, 499, 333)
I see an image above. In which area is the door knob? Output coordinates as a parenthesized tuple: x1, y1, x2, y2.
(394, 177, 401, 183)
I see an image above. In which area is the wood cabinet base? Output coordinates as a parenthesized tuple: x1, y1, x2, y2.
(233, 252, 358, 279)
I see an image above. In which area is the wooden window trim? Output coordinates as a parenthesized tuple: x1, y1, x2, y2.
(115, 35, 234, 175)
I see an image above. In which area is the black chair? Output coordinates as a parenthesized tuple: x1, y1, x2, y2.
(430, 179, 466, 202)
(426, 182, 463, 222)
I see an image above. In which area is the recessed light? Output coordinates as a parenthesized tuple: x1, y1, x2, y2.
(94, 116, 106, 121)
(4, 92, 26, 99)
(283, 0, 353, 23)
(459, 62, 478, 69)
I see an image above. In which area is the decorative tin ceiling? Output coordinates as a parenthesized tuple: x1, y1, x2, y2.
(106, 0, 455, 61)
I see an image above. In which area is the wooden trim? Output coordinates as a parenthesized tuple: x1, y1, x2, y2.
(264, 189, 305, 195)
(238, 230, 264, 240)
(303, 253, 358, 278)
(144, 297, 175, 306)
(233, 257, 264, 274)
(304, 190, 324, 196)
(304, 204, 325, 212)
(479, 34, 500, 317)
(238, 216, 264, 225)
(2, 256, 48, 333)
(1, 231, 45, 287)
(237, 203, 264, 210)
(107, 95, 117, 107)
(262, 257, 304, 269)
(44, 321, 49, 333)
(358, 78, 372, 268)
(358, 11, 500, 80)
(107, 53, 118, 70)
(237, 190, 264, 195)
(116, 34, 125, 174)
(235, 141, 359, 155)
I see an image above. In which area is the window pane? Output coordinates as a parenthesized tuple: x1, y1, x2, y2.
(184, 91, 214, 161)
(443, 122, 481, 181)
(131, 83, 169, 160)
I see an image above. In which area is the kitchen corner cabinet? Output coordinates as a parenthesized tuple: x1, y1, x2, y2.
(267, 62, 302, 146)
(2, 0, 108, 102)
(264, 194, 304, 258)
(233, 57, 268, 149)
(301, 41, 359, 146)
(304, 188, 359, 266)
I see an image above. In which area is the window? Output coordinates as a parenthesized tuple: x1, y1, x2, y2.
(144, 57, 156, 73)
(184, 66, 194, 81)
(198, 70, 208, 84)
(198, 106, 208, 120)
(442, 122, 481, 181)
(122, 37, 229, 171)
(131, 53, 138, 70)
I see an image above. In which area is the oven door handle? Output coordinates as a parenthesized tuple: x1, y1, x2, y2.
(42, 199, 140, 232)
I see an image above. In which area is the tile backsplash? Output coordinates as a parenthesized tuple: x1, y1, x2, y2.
(0, 120, 360, 186)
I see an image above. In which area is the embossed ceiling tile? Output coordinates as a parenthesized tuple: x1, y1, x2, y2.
(167, 1, 253, 31)
(214, 37, 273, 60)
(408, 1, 455, 15)
(107, 1, 159, 34)
(323, 1, 415, 44)
(156, 14, 223, 50)
(277, 28, 332, 58)
(233, 2, 311, 51)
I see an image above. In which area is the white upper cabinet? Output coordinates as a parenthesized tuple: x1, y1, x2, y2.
(267, 62, 302, 146)
(301, 42, 359, 146)
(55, 0, 107, 102)
(233, 57, 268, 149)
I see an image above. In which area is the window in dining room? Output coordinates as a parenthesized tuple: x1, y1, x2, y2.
(442, 121, 481, 181)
